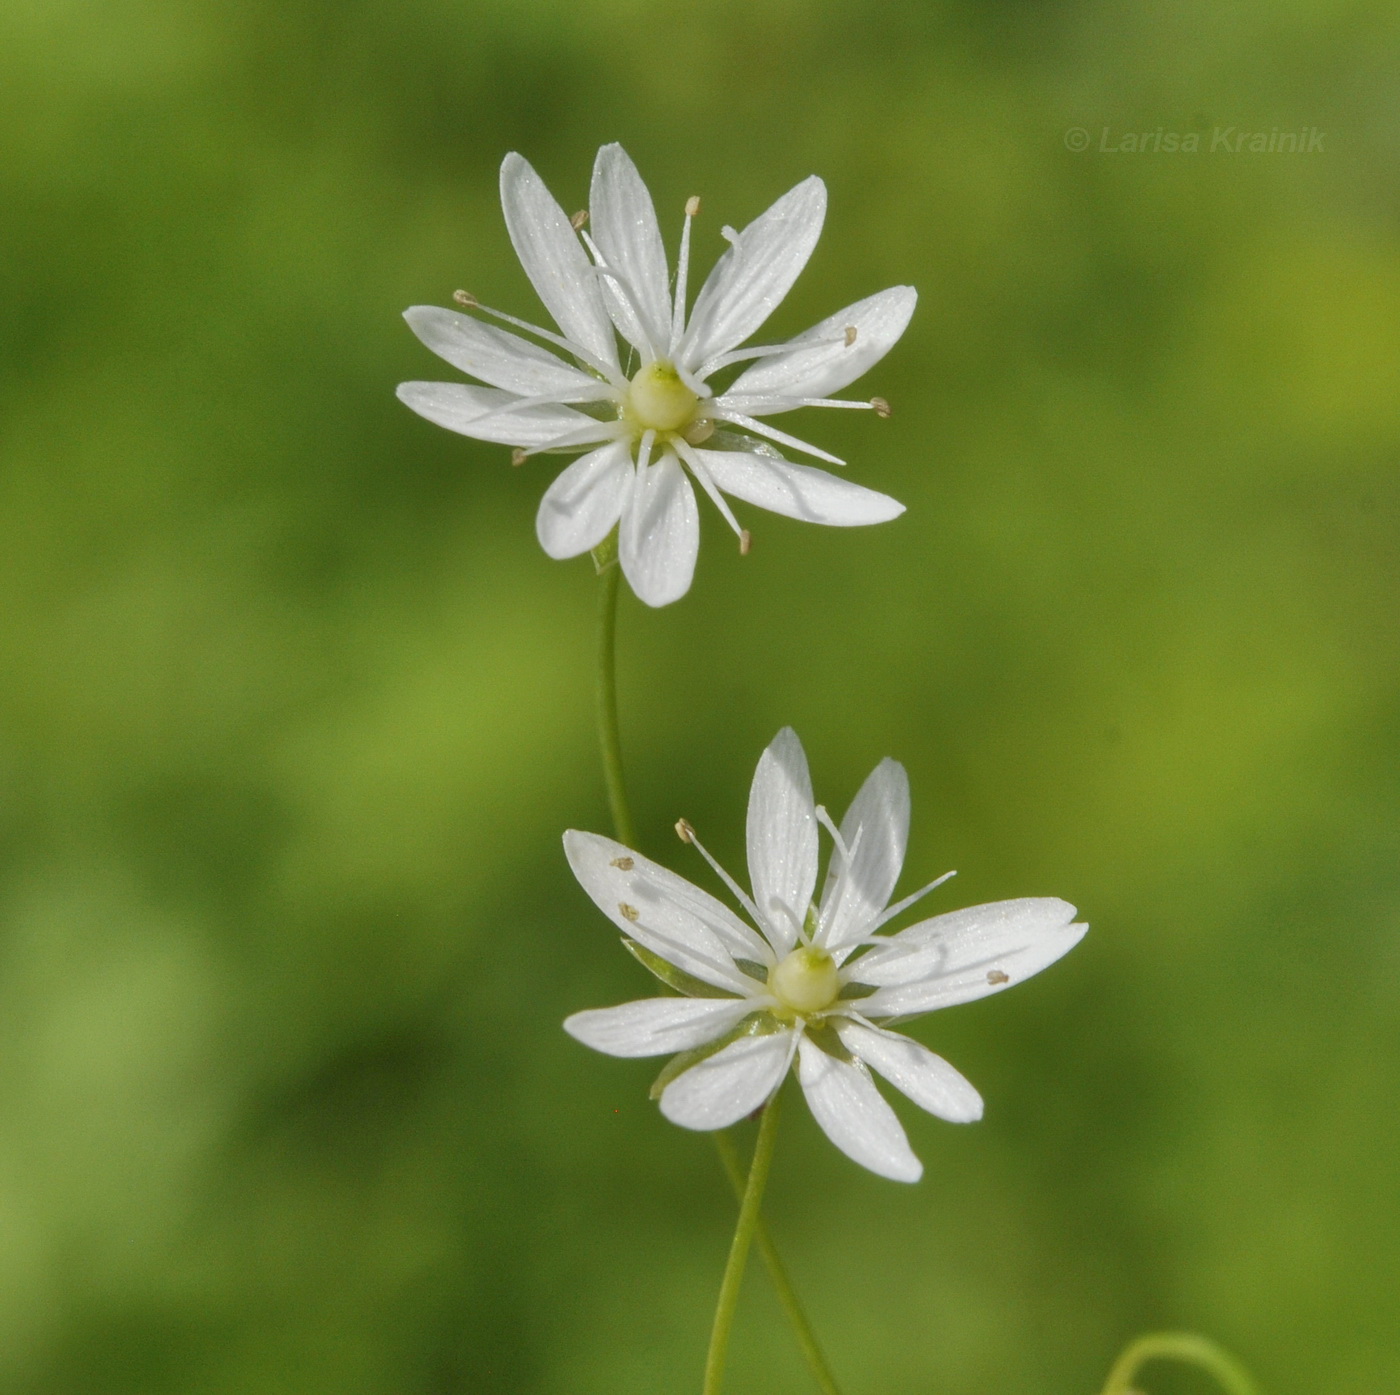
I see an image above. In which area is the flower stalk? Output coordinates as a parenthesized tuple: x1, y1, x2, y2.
(713, 1129, 842, 1395)
(593, 532, 637, 849)
(1099, 1332, 1259, 1395)
(703, 1093, 783, 1395)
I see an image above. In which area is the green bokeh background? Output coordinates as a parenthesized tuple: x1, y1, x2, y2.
(2, 1, 1398, 1391)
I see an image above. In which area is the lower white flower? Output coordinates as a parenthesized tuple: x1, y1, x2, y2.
(398, 144, 912, 607)
(563, 728, 1088, 1182)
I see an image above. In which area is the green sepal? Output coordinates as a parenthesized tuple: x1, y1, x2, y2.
(802, 1020, 856, 1064)
(623, 939, 736, 999)
(836, 979, 878, 1001)
(590, 527, 619, 574)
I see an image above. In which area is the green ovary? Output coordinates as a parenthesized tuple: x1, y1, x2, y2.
(625, 360, 699, 434)
(769, 946, 840, 1016)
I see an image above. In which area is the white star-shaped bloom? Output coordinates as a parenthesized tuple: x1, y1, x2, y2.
(563, 729, 1087, 1182)
(398, 144, 914, 606)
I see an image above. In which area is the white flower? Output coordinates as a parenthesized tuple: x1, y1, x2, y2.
(563, 729, 1087, 1182)
(398, 144, 913, 607)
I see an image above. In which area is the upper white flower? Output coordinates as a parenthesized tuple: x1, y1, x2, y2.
(563, 729, 1088, 1182)
(398, 144, 914, 606)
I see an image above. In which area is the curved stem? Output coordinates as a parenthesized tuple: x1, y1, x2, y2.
(703, 1094, 783, 1395)
(594, 543, 637, 849)
(1100, 1332, 1259, 1395)
(713, 1131, 842, 1395)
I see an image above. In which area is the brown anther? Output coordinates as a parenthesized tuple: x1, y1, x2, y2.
(844, 325, 858, 347)
(570, 208, 589, 231)
(987, 969, 1010, 985)
(610, 856, 634, 870)
(675, 818, 695, 844)
(870, 396, 892, 418)
(510, 448, 528, 467)
(618, 902, 640, 922)
(685, 195, 701, 217)
(453, 290, 479, 308)
(739, 529, 752, 556)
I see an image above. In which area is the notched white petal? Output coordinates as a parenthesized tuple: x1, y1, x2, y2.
(681, 176, 827, 365)
(590, 144, 671, 353)
(659, 1029, 795, 1130)
(795, 1034, 922, 1182)
(564, 831, 768, 988)
(618, 452, 699, 608)
(396, 382, 609, 447)
(402, 306, 607, 398)
(835, 1019, 982, 1123)
(728, 286, 917, 399)
(820, 758, 911, 951)
(746, 727, 818, 955)
(500, 152, 619, 373)
(565, 997, 756, 1058)
(536, 440, 633, 559)
(696, 449, 905, 527)
(856, 898, 1087, 1016)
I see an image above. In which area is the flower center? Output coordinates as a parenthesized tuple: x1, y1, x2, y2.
(768, 945, 840, 1016)
(624, 360, 699, 434)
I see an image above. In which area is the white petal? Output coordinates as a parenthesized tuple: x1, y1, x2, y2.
(659, 1029, 794, 1130)
(396, 382, 613, 448)
(565, 997, 757, 1058)
(696, 449, 904, 527)
(727, 286, 917, 399)
(536, 441, 634, 559)
(618, 451, 699, 608)
(819, 759, 910, 952)
(745, 727, 818, 955)
(680, 176, 827, 365)
(500, 152, 619, 373)
(564, 831, 768, 992)
(835, 1019, 982, 1123)
(402, 306, 608, 398)
(590, 144, 671, 354)
(795, 1034, 921, 1182)
(853, 899, 1088, 1016)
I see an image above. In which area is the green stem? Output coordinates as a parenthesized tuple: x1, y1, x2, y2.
(594, 544, 637, 849)
(1100, 1332, 1259, 1395)
(713, 1131, 842, 1395)
(703, 1093, 783, 1395)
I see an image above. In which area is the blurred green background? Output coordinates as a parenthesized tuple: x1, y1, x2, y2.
(2, 0, 1398, 1391)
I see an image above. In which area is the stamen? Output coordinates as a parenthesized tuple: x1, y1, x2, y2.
(510, 448, 527, 466)
(870, 870, 958, 933)
(708, 408, 846, 466)
(870, 397, 891, 418)
(677, 819, 764, 927)
(636, 427, 656, 474)
(673, 439, 745, 540)
(739, 529, 752, 556)
(844, 325, 858, 347)
(570, 209, 589, 231)
(448, 294, 623, 386)
(452, 386, 616, 436)
(718, 394, 876, 414)
(670, 198, 700, 352)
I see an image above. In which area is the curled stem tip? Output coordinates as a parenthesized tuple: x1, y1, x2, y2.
(1099, 1332, 1259, 1395)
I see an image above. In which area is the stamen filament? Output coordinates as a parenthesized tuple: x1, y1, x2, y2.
(870, 870, 958, 933)
(708, 409, 847, 466)
(676, 818, 768, 939)
(673, 439, 745, 540)
(452, 293, 624, 386)
(670, 198, 699, 354)
(695, 332, 856, 380)
(580, 231, 666, 359)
